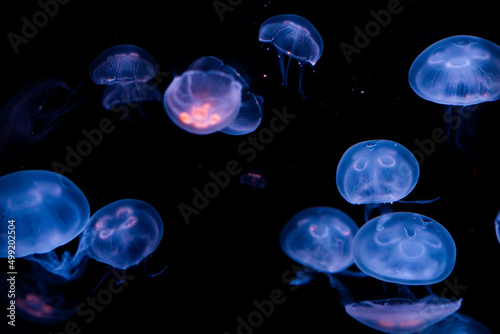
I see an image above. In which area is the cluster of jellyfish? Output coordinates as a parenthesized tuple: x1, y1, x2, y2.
(2, 10, 500, 331)
(0, 170, 164, 324)
(279, 139, 493, 333)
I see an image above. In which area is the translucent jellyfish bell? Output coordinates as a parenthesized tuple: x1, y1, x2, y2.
(352, 212, 456, 285)
(0, 78, 83, 174)
(164, 56, 263, 135)
(280, 207, 359, 275)
(89, 45, 161, 110)
(259, 14, 323, 96)
(495, 210, 500, 244)
(409, 35, 500, 106)
(336, 140, 420, 206)
(0, 170, 90, 258)
(345, 295, 462, 334)
(80, 199, 163, 270)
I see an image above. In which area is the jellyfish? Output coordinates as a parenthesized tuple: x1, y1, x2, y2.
(419, 312, 492, 334)
(280, 207, 361, 291)
(495, 210, 500, 244)
(408, 35, 500, 152)
(89, 45, 161, 112)
(239, 171, 267, 189)
(345, 295, 462, 334)
(259, 14, 323, 97)
(0, 170, 90, 259)
(80, 199, 163, 270)
(0, 78, 83, 175)
(164, 56, 263, 135)
(352, 212, 456, 285)
(336, 139, 421, 219)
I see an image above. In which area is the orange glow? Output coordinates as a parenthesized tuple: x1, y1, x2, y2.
(192, 103, 211, 119)
(378, 319, 395, 328)
(179, 112, 192, 124)
(17, 294, 54, 317)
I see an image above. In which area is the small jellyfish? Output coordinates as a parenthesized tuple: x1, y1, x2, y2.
(80, 199, 163, 270)
(259, 14, 323, 97)
(0, 78, 83, 174)
(336, 140, 420, 219)
(89, 45, 161, 111)
(409, 35, 500, 152)
(0, 170, 90, 258)
(345, 295, 462, 334)
(164, 56, 263, 135)
(239, 171, 267, 189)
(352, 212, 456, 285)
(419, 312, 492, 334)
(280, 207, 359, 286)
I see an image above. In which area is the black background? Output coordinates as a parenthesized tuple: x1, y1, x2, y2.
(1, 0, 500, 333)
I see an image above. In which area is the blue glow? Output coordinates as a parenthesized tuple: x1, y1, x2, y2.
(81, 199, 163, 270)
(89, 45, 161, 110)
(336, 139, 420, 205)
(495, 210, 500, 244)
(0, 78, 81, 174)
(280, 207, 359, 274)
(346, 295, 462, 334)
(164, 56, 263, 135)
(352, 212, 456, 285)
(259, 14, 323, 95)
(420, 313, 492, 334)
(0, 170, 90, 258)
(409, 35, 500, 106)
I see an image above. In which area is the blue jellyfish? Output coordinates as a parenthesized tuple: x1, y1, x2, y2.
(352, 212, 456, 285)
(495, 210, 500, 244)
(259, 14, 323, 97)
(239, 171, 267, 189)
(419, 313, 492, 334)
(89, 45, 161, 111)
(409, 35, 500, 152)
(336, 140, 420, 219)
(164, 56, 263, 135)
(0, 170, 90, 259)
(280, 207, 360, 287)
(80, 199, 163, 270)
(0, 78, 83, 174)
(345, 295, 462, 334)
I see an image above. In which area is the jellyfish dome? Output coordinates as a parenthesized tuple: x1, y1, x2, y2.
(345, 295, 462, 334)
(352, 212, 456, 285)
(409, 35, 500, 106)
(89, 45, 160, 110)
(0, 170, 90, 258)
(336, 140, 420, 205)
(259, 14, 323, 66)
(280, 207, 359, 273)
(81, 199, 163, 270)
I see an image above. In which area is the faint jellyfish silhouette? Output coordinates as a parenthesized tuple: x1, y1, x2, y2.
(80, 199, 163, 270)
(280, 207, 360, 291)
(409, 35, 500, 152)
(419, 312, 492, 334)
(164, 56, 263, 135)
(0, 78, 83, 175)
(259, 14, 323, 97)
(239, 171, 267, 189)
(352, 212, 456, 285)
(336, 140, 421, 219)
(495, 210, 500, 244)
(89, 45, 161, 112)
(11, 275, 79, 325)
(345, 295, 462, 334)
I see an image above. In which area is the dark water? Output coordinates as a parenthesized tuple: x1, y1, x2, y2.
(1, 0, 499, 333)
